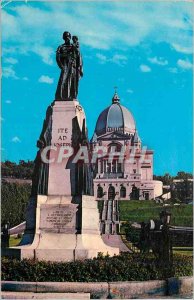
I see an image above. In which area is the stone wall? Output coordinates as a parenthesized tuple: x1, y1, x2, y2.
(2, 276, 193, 299)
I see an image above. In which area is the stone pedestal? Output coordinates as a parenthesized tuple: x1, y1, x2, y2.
(6, 195, 119, 261)
(48, 101, 85, 196)
(5, 100, 119, 261)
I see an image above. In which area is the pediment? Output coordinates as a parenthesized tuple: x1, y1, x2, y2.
(98, 131, 131, 141)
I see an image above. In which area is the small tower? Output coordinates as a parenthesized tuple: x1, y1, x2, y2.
(132, 129, 141, 149)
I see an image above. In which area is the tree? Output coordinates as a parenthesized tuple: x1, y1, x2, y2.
(1, 182, 31, 227)
(153, 173, 172, 185)
(1, 160, 34, 179)
(175, 171, 193, 180)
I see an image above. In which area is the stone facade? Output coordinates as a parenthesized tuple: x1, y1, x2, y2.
(91, 93, 163, 201)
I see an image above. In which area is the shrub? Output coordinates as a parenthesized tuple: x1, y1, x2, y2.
(2, 253, 192, 282)
(123, 222, 141, 243)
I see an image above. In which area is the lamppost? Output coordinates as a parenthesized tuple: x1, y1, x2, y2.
(159, 210, 171, 225)
(159, 210, 173, 278)
(138, 209, 173, 278)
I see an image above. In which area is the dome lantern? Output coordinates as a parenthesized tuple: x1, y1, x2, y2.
(112, 92, 120, 104)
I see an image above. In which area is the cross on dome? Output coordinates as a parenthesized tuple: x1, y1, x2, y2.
(112, 87, 120, 104)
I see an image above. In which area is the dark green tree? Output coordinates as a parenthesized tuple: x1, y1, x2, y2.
(1, 182, 31, 227)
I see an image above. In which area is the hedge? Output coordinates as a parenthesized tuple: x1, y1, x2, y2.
(2, 253, 192, 282)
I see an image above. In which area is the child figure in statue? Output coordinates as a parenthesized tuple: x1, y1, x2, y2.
(55, 32, 83, 101)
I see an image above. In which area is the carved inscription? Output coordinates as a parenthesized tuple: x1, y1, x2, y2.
(45, 210, 73, 229)
(53, 128, 72, 147)
(40, 204, 77, 233)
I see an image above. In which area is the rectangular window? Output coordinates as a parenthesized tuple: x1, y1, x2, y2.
(107, 163, 111, 173)
(100, 160, 103, 173)
(117, 163, 122, 173)
(112, 161, 116, 173)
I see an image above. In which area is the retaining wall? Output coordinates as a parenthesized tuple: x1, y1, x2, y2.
(2, 276, 193, 299)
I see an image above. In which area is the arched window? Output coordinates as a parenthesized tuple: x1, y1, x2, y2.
(97, 186, 103, 198)
(120, 186, 126, 198)
(130, 185, 140, 200)
(108, 185, 115, 200)
(108, 143, 122, 153)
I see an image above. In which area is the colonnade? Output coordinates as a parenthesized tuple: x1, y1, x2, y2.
(97, 159, 123, 174)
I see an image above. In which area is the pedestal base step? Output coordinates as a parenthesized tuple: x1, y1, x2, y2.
(1, 292, 90, 299)
(3, 233, 120, 262)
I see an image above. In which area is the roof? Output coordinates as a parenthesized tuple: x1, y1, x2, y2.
(94, 93, 136, 136)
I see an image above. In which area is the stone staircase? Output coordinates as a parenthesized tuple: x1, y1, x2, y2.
(100, 200, 120, 234)
(99, 199, 131, 252)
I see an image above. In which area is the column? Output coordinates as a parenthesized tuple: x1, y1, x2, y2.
(105, 160, 107, 173)
(121, 161, 124, 173)
(98, 159, 100, 174)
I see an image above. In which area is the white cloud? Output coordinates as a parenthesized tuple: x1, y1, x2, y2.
(140, 64, 151, 73)
(33, 45, 54, 65)
(2, 66, 28, 80)
(4, 57, 18, 64)
(172, 43, 193, 55)
(5, 100, 11, 104)
(177, 59, 193, 70)
(3, 66, 19, 79)
(148, 56, 168, 66)
(2, 2, 192, 64)
(126, 89, 133, 94)
(112, 54, 127, 66)
(96, 53, 107, 64)
(38, 75, 54, 84)
(96, 53, 127, 66)
(168, 67, 178, 74)
(12, 136, 21, 143)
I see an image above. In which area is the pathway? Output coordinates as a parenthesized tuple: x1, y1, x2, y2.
(102, 234, 131, 252)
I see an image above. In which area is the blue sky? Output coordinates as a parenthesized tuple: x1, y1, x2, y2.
(2, 0, 193, 175)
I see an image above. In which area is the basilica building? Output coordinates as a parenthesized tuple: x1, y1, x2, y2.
(91, 92, 163, 201)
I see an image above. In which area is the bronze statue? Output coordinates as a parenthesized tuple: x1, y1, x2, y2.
(55, 31, 83, 101)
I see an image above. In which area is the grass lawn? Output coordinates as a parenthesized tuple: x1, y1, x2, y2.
(118, 200, 193, 227)
(9, 236, 22, 247)
(121, 235, 193, 256)
(173, 250, 193, 256)
(172, 247, 193, 257)
(173, 250, 193, 257)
